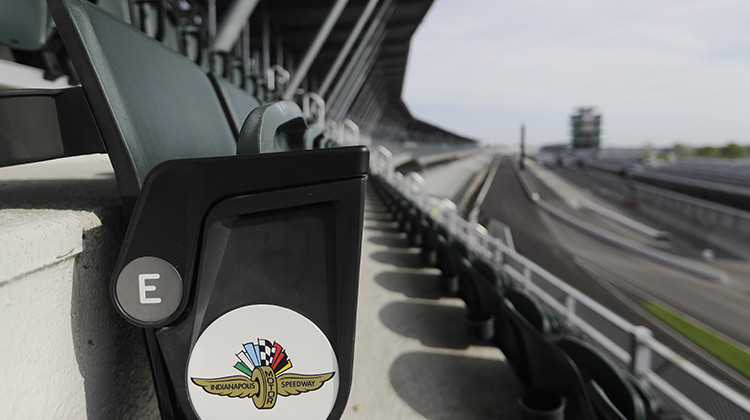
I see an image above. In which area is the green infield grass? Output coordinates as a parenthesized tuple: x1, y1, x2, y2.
(641, 301, 750, 380)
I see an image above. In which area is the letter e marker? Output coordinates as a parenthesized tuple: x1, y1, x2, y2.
(139, 273, 162, 304)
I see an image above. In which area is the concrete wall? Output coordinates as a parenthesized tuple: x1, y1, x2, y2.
(0, 155, 159, 419)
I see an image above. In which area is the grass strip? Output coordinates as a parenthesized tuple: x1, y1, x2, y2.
(641, 301, 750, 380)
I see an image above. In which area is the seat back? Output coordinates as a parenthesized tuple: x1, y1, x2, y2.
(469, 258, 507, 318)
(506, 289, 554, 334)
(0, 0, 52, 51)
(492, 290, 530, 385)
(209, 73, 262, 138)
(505, 292, 596, 420)
(50, 0, 236, 201)
(558, 336, 647, 420)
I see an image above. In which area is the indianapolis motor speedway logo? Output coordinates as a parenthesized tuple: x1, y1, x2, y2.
(190, 338, 335, 410)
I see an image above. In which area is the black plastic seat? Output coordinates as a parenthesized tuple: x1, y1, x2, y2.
(471, 258, 507, 314)
(51, 0, 237, 205)
(405, 206, 423, 246)
(491, 288, 529, 386)
(0, 0, 53, 51)
(504, 290, 596, 420)
(419, 216, 438, 266)
(557, 336, 647, 420)
(435, 227, 457, 276)
(208, 73, 262, 138)
(49, 1, 367, 419)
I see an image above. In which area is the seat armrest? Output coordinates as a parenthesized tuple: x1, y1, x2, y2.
(238, 101, 309, 154)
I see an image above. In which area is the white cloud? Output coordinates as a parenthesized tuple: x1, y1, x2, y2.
(402, 0, 750, 147)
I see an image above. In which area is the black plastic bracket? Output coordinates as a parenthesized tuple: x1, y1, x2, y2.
(0, 86, 105, 167)
(111, 146, 368, 419)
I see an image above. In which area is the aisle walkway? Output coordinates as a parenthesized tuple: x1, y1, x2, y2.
(341, 186, 522, 419)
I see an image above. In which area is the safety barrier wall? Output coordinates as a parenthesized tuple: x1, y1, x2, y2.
(561, 166, 750, 236)
(371, 146, 750, 420)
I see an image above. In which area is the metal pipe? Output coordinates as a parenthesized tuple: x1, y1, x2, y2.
(354, 78, 382, 119)
(360, 95, 381, 130)
(328, 25, 386, 116)
(207, 0, 217, 41)
(276, 36, 284, 68)
(262, 11, 270, 73)
(241, 24, 250, 87)
(349, 79, 376, 117)
(282, 0, 351, 99)
(213, 0, 260, 52)
(318, 0, 380, 97)
(351, 87, 373, 127)
(366, 108, 384, 135)
(323, 0, 392, 100)
(330, 34, 384, 120)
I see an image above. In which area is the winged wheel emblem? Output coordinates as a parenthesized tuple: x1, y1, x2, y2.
(191, 339, 335, 410)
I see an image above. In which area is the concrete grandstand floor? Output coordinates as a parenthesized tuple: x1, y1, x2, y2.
(341, 185, 522, 419)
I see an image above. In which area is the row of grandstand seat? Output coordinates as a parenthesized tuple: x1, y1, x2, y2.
(370, 175, 682, 420)
(647, 161, 750, 188)
(1, 0, 272, 101)
(1, 0, 339, 207)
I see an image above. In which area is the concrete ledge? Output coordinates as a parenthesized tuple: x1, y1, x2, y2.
(0, 209, 102, 283)
(0, 155, 159, 419)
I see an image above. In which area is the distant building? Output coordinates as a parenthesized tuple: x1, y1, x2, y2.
(570, 107, 601, 149)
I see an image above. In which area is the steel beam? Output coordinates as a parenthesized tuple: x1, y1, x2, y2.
(262, 11, 270, 72)
(322, 0, 392, 100)
(282, 0, 350, 100)
(318, 0, 380, 97)
(328, 23, 387, 117)
(207, 0, 217, 41)
(213, 0, 260, 52)
(276, 36, 284, 68)
(330, 32, 385, 120)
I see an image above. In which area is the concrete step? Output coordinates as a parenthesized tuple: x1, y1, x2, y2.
(342, 186, 522, 419)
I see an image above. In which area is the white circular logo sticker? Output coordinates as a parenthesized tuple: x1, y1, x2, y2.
(187, 305, 339, 419)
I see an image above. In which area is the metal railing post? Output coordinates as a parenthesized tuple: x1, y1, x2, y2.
(343, 119, 359, 145)
(629, 326, 653, 378)
(266, 64, 289, 93)
(303, 92, 326, 126)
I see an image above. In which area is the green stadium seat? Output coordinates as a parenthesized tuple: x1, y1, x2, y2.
(557, 336, 647, 420)
(0, 0, 53, 51)
(48, 1, 367, 419)
(209, 73, 262, 138)
(50, 0, 236, 203)
(505, 290, 596, 420)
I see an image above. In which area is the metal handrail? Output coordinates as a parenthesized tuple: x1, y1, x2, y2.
(266, 64, 290, 92)
(302, 92, 326, 126)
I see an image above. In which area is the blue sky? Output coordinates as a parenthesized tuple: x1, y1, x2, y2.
(402, 0, 750, 148)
